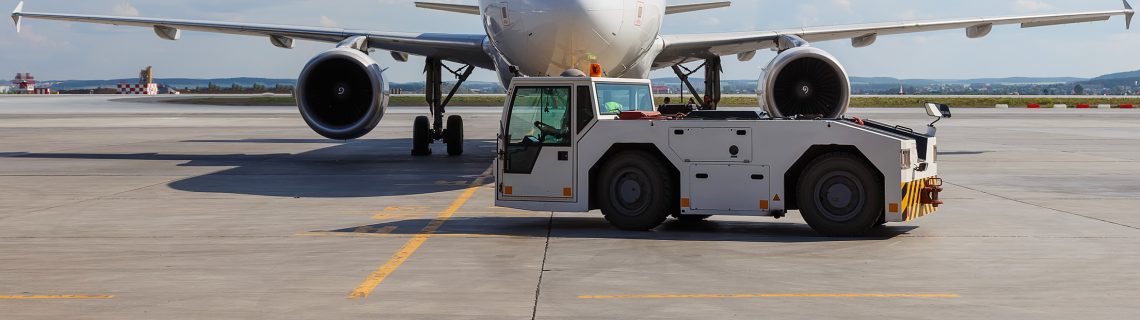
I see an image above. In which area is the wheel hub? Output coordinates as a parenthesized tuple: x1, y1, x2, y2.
(815, 172, 865, 222)
(825, 184, 853, 208)
(619, 178, 642, 204)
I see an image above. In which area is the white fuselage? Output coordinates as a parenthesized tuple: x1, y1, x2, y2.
(478, 0, 665, 82)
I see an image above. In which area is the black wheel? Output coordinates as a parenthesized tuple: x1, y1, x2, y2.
(674, 214, 712, 222)
(444, 115, 464, 156)
(796, 152, 883, 237)
(595, 150, 676, 231)
(412, 116, 432, 156)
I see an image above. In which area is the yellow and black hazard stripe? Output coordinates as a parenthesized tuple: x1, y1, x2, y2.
(900, 177, 941, 222)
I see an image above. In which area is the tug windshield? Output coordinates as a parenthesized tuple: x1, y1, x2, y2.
(595, 83, 654, 115)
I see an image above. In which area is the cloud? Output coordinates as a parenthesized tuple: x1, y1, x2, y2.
(1012, 0, 1055, 12)
(834, 0, 852, 11)
(797, 4, 820, 25)
(10, 26, 72, 48)
(111, 1, 140, 17)
(320, 16, 339, 28)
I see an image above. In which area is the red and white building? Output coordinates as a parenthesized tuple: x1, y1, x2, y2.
(118, 83, 159, 95)
(10, 73, 50, 94)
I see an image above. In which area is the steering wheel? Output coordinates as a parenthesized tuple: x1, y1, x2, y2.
(534, 121, 565, 141)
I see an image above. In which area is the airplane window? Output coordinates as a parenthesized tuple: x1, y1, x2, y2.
(596, 83, 655, 115)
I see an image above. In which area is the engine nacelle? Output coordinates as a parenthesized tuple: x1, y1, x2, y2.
(297, 48, 389, 140)
(758, 47, 851, 118)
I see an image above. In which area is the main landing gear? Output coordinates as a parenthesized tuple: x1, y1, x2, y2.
(670, 56, 722, 110)
(413, 58, 474, 156)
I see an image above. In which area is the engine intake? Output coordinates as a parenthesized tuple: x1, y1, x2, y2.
(758, 47, 850, 118)
(297, 48, 389, 140)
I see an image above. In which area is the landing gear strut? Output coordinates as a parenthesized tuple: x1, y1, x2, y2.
(413, 58, 474, 156)
(670, 56, 722, 110)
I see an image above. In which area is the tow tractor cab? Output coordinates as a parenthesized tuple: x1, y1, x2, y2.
(495, 75, 944, 236)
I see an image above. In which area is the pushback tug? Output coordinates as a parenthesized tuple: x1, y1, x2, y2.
(494, 66, 945, 236)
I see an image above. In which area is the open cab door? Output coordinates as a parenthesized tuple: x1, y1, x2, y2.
(497, 83, 590, 204)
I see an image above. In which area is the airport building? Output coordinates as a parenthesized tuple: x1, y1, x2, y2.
(9, 72, 51, 94)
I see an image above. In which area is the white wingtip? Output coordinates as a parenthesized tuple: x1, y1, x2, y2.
(1126, 0, 1134, 29)
(12, 1, 22, 33)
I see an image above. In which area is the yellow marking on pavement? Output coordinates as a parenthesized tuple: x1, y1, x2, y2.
(0, 295, 113, 300)
(383, 206, 431, 212)
(578, 293, 960, 299)
(297, 232, 528, 239)
(374, 211, 533, 220)
(442, 211, 537, 215)
(371, 213, 424, 220)
(347, 166, 494, 300)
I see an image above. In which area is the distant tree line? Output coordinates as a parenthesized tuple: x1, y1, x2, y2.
(183, 83, 295, 94)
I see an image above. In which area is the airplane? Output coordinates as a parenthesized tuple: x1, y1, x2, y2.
(10, 0, 1135, 156)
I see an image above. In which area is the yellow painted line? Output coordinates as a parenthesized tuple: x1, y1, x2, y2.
(578, 293, 960, 299)
(371, 213, 423, 220)
(347, 166, 494, 300)
(0, 295, 113, 300)
(373, 211, 533, 220)
(382, 206, 431, 212)
(297, 232, 529, 239)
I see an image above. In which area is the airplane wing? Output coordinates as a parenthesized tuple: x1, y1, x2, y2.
(414, 2, 481, 15)
(10, 1, 494, 69)
(654, 1, 1135, 67)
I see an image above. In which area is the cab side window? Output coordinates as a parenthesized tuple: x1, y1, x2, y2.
(507, 86, 572, 146)
(576, 86, 594, 133)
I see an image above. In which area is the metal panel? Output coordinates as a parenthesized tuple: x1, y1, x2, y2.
(668, 127, 752, 163)
(689, 164, 770, 212)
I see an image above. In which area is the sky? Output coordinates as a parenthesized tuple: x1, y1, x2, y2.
(2, 0, 1138, 83)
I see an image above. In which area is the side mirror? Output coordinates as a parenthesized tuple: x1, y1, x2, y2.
(925, 102, 952, 118)
(925, 102, 952, 136)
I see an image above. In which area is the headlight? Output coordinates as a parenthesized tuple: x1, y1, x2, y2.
(901, 149, 912, 169)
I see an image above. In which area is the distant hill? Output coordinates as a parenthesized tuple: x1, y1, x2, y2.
(850, 76, 1086, 85)
(46, 78, 296, 90)
(1092, 69, 1140, 81)
(43, 78, 506, 93)
(653, 76, 1087, 87)
(40, 68, 1138, 94)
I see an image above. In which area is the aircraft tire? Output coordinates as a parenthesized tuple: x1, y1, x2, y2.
(412, 116, 432, 156)
(445, 115, 464, 156)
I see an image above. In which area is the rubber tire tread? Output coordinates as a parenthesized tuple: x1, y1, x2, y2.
(412, 116, 432, 156)
(796, 152, 883, 237)
(445, 115, 464, 156)
(596, 150, 676, 231)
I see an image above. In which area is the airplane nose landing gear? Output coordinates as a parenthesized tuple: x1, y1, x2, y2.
(415, 58, 474, 156)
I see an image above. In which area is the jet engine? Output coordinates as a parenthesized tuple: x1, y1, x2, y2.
(296, 48, 390, 140)
(758, 47, 851, 118)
